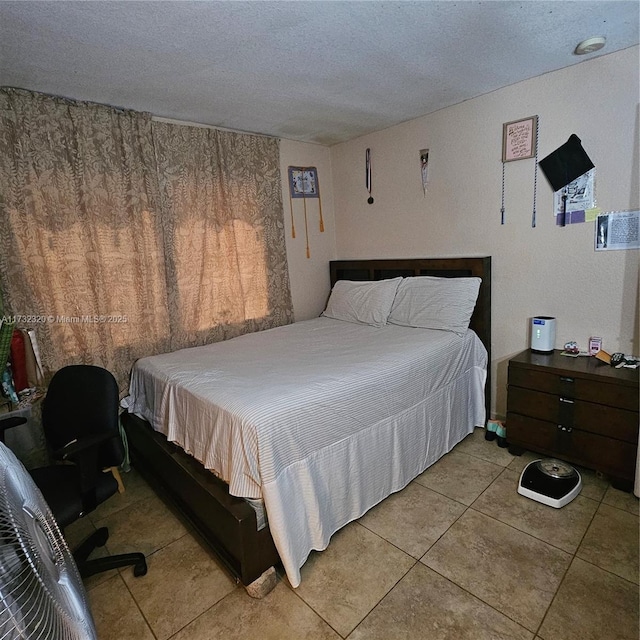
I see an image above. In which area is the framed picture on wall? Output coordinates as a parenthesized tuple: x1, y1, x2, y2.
(288, 166, 320, 198)
(502, 115, 538, 162)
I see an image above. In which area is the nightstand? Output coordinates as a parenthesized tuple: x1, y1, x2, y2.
(506, 349, 639, 491)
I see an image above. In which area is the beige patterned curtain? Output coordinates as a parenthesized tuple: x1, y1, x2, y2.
(0, 88, 171, 389)
(152, 121, 293, 350)
(0, 88, 292, 391)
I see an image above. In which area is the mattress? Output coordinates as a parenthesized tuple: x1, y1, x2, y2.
(123, 316, 487, 586)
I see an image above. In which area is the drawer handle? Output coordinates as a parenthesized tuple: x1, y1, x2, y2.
(559, 397, 574, 404)
(560, 376, 575, 383)
(557, 425, 573, 433)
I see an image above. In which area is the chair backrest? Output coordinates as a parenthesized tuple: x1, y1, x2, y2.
(41, 365, 123, 468)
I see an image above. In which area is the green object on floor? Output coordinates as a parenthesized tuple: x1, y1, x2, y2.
(485, 419, 499, 441)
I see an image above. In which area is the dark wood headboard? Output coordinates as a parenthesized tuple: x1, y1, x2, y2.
(330, 257, 491, 417)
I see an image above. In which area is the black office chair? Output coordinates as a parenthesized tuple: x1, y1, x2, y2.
(1, 365, 147, 579)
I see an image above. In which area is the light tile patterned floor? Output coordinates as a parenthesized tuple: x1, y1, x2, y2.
(77, 428, 639, 639)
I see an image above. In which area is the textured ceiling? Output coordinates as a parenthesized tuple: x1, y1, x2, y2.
(1, 1, 638, 145)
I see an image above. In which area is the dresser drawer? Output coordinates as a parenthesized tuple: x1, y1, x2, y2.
(508, 387, 638, 443)
(508, 367, 638, 412)
(506, 413, 637, 481)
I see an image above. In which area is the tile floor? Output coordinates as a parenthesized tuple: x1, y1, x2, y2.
(73, 428, 639, 640)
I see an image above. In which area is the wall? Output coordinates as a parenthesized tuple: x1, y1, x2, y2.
(330, 46, 640, 418)
(280, 139, 337, 321)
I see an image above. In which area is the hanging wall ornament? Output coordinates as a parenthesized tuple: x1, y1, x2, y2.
(500, 115, 539, 226)
(365, 148, 374, 204)
(531, 118, 540, 228)
(419, 149, 429, 196)
(288, 166, 324, 258)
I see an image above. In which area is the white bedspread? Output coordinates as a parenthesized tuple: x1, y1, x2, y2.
(124, 317, 487, 586)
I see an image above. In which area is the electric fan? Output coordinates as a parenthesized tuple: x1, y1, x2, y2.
(0, 441, 97, 639)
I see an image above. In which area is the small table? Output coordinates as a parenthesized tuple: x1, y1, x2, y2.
(506, 349, 639, 491)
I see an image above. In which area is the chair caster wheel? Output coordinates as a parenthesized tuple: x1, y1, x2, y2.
(133, 560, 148, 577)
(94, 527, 109, 547)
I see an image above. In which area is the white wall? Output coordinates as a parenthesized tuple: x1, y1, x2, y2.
(330, 46, 640, 418)
(280, 139, 337, 321)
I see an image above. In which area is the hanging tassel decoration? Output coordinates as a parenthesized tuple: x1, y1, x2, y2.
(288, 185, 296, 238)
(500, 160, 506, 225)
(302, 187, 310, 259)
(531, 116, 540, 228)
(318, 195, 325, 233)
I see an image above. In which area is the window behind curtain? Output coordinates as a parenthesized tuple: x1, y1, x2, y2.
(152, 121, 293, 351)
(0, 88, 293, 391)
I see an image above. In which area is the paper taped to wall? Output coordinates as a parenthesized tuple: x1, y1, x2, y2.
(595, 211, 640, 251)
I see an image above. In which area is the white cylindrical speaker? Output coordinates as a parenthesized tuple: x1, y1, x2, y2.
(531, 316, 556, 353)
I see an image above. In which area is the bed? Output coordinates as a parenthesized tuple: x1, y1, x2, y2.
(122, 256, 491, 590)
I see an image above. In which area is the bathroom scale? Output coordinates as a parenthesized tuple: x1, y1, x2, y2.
(517, 458, 582, 508)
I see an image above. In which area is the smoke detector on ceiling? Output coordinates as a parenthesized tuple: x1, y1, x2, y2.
(574, 36, 606, 55)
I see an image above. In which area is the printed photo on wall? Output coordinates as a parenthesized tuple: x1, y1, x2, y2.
(595, 211, 640, 251)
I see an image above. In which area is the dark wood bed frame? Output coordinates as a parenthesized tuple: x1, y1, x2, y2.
(122, 256, 491, 588)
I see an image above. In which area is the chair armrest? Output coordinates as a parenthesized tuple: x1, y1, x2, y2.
(55, 431, 115, 462)
(0, 416, 28, 441)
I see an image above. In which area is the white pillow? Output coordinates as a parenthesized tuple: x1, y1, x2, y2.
(322, 278, 402, 327)
(388, 276, 481, 335)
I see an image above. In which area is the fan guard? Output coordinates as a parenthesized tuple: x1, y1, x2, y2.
(0, 442, 97, 639)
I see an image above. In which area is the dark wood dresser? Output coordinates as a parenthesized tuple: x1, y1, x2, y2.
(506, 349, 639, 491)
